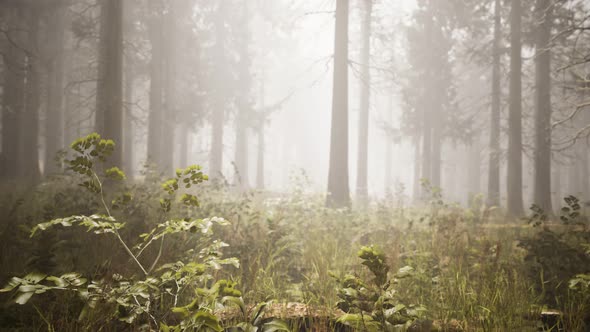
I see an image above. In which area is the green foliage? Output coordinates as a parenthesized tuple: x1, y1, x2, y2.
(1, 134, 241, 330)
(0, 272, 86, 305)
(560, 195, 587, 226)
(333, 245, 423, 331)
(2, 133, 587, 330)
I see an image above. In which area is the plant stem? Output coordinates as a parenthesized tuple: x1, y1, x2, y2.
(148, 235, 165, 274)
(93, 171, 148, 276)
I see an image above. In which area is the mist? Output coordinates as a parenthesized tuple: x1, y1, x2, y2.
(1, 0, 590, 330)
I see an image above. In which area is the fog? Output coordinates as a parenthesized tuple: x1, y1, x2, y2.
(1, 0, 590, 212)
(3, 1, 590, 330)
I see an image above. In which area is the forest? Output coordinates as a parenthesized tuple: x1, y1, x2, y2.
(0, 0, 590, 331)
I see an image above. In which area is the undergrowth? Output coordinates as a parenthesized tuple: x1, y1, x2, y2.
(0, 134, 589, 331)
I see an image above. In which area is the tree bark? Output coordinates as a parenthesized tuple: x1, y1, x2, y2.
(326, 0, 350, 208)
(123, 56, 134, 177)
(234, 2, 251, 190)
(20, 7, 41, 181)
(209, 2, 226, 180)
(533, 0, 553, 213)
(507, 0, 524, 216)
(147, 0, 164, 168)
(44, 7, 66, 175)
(1, 8, 25, 179)
(160, 3, 176, 175)
(412, 134, 421, 202)
(356, 0, 372, 203)
(487, 0, 502, 207)
(95, 0, 123, 167)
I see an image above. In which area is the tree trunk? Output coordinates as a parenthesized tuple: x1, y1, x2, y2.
(234, 2, 251, 190)
(20, 7, 41, 182)
(256, 80, 266, 190)
(160, 4, 176, 175)
(256, 127, 265, 190)
(533, 0, 553, 213)
(421, 109, 432, 196)
(468, 140, 481, 202)
(44, 7, 66, 175)
(1, 8, 25, 179)
(431, 112, 442, 188)
(123, 56, 134, 177)
(412, 134, 421, 202)
(326, 0, 350, 208)
(487, 0, 502, 207)
(177, 123, 188, 168)
(209, 2, 226, 180)
(356, 0, 372, 203)
(147, 0, 164, 168)
(95, 0, 123, 167)
(384, 96, 393, 196)
(507, 0, 524, 216)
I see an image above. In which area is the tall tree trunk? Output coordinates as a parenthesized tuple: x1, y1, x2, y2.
(356, 0, 372, 203)
(468, 140, 481, 202)
(552, 160, 561, 212)
(256, 80, 265, 190)
(122, 0, 135, 177)
(487, 0, 502, 207)
(421, 109, 432, 195)
(160, 4, 176, 175)
(507, 0, 524, 216)
(1, 8, 25, 179)
(44, 7, 66, 175)
(123, 56, 134, 176)
(431, 111, 442, 188)
(147, 0, 164, 168)
(326, 0, 350, 208)
(177, 123, 188, 168)
(209, 2, 226, 180)
(256, 127, 265, 190)
(234, 2, 251, 189)
(533, 0, 553, 212)
(384, 96, 393, 196)
(412, 134, 421, 202)
(95, 0, 123, 167)
(20, 7, 41, 182)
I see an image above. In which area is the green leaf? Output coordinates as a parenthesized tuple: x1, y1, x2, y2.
(193, 311, 223, 332)
(262, 319, 291, 332)
(15, 291, 34, 305)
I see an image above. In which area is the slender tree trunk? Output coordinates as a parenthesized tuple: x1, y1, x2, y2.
(533, 0, 553, 212)
(123, 56, 134, 176)
(488, 0, 502, 207)
(256, 80, 265, 190)
(95, 0, 123, 167)
(356, 0, 372, 203)
(177, 124, 188, 168)
(209, 2, 226, 180)
(552, 159, 561, 212)
(234, 2, 251, 189)
(44, 7, 66, 175)
(326, 0, 350, 208)
(507, 0, 524, 216)
(20, 7, 41, 181)
(147, 0, 163, 168)
(384, 96, 393, 196)
(160, 5, 176, 175)
(468, 140, 481, 202)
(412, 134, 421, 202)
(421, 109, 432, 195)
(256, 126, 265, 190)
(431, 112, 442, 188)
(1, 8, 25, 179)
